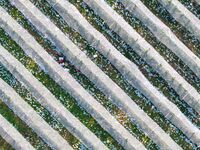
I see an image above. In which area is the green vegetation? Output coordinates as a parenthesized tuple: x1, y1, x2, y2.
(0, 0, 199, 149)
(0, 98, 50, 149)
(141, 0, 200, 93)
(178, 0, 200, 19)
(67, 0, 196, 149)
(0, 61, 81, 149)
(0, 1, 122, 149)
(106, 0, 200, 129)
(0, 134, 14, 150)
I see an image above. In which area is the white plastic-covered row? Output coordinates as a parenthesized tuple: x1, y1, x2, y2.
(119, 0, 200, 115)
(0, 114, 35, 150)
(195, 0, 200, 5)
(158, 0, 200, 41)
(157, 0, 200, 77)
(0, 5, 145, 150)
(0, 77, 72, 150)
(45, 0, 182, 149)
(82, 0, 200, 146)
(0, 44, 107, 150)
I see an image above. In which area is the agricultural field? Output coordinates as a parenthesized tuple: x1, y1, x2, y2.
(0, 0, 200, 149)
